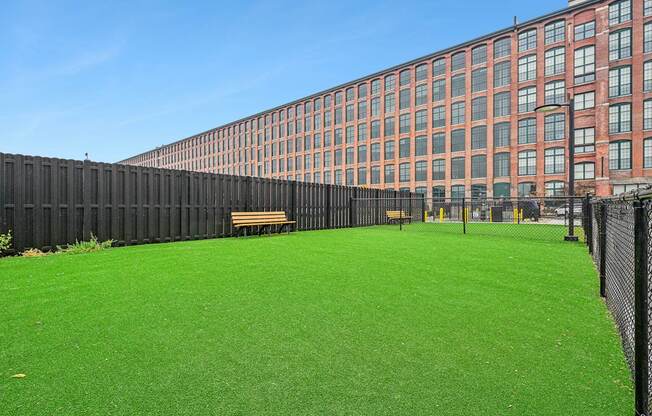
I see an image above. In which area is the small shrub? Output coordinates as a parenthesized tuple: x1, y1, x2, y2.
(0, 230, 12, 253)
(22, 248, 46, 258)
(56, 234, 115, 255)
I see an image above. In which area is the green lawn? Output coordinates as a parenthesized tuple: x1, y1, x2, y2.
(0, 225, 632, 415)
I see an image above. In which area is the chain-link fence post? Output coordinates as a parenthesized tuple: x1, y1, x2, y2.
(462, 197, 466, 235)
(599, 203, 607, 298)
(585, 195, 593, 253)
(634, 200, 650, 416)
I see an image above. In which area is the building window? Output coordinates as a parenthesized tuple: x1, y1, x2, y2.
(432, 133, 445, 154)
(545, 181, 565, 197)
(518, 150, 537, 176)
(575, 21, 595, 41)
(545, 20, 565, 45)
(451, 129, 466, 152)
(432, 106, 446, 128)
(357, 145, 367, 163)
(609, 66, 632, 97)
(494, 183, 511, 198)
(518, 182, 536, 197)
(429, 186, 445, 199)
(358, 124, 367, 141)
(384, 140, 395, 160)
(415, 64, 428, 82)
(494, 153, 510, 177)
(646, 23, 652, 54)
(399, 89, 411, 110)
(609, 103, 632, 134)
(494, 61, 511, 88)
(346, 126, 354, 144)
(415, 161, 427, 181)
(415, 135, 427, 156)
(494, 122, 511, 147)
(544, 113, 565, 141)
(433, 58, 446, 77)
(451, 74, 466, 97)
(449, 185, 464, 199)
(399, 163, 410, 182)
(415, 110, 428, 131)
(645, 139, 652, 168)
(471, 125, 487, 149)
(370, 98, 380, 117)
(574, 91, 595, 111)
(371, 143, 380, 161)
(518, 118, 537, 144)
(609, 140, 632, 170)
(357, 101, 367, 119)
(358, 84, 367, 99)
(399, 113, 411, 134)
(371, 79, 380, 95)
(472, 96, 487, 121)
(645, 61, 652, 92)
(518, 54, 537, 82)
(494, 37, 511, 58)
(646, 0, 652, 16)
(357, 167, 366, 185)
(451, 102, 465, 125)
(371, 120, 380, 139)
(575, 162, 595, 180)
(384, 117, 395, 137)
(452, 51, 466, 71)
(346, 87, 355, 102)
(518, 87, 537, 113)
(432, 79, 446, 102)
(544, 80, 565, 105)
(472, 45, 487, 65)
(371, 166, 380, 184)
(346, 147, 354, 164)
(645, 100, 652, 130)
(471, 155, 487, 178)
(385, 74, 396, 92)
(545, 47, 565, 76)
(451, 157, 465, 179)
(399, 69, 411, 86)
(384, 93, 395, 113)
(345, 105, 354, 122)
(544, 147, 565, 174)
(472, 68, 487, 92)
(609, 0, 631, 26)
(415, 84, 427, 106)
(575, 127, 595, 153)
(432, 159, 445, 180)
(518, 29, 537, 52)
(574, 46, 595, 84)
(609, 29, 632, 61)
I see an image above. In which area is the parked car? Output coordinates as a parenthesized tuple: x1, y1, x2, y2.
(554, 204, 583, 217)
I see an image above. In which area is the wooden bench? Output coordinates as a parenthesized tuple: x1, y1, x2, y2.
(386, 210, 412, 224)
(232, 211, 296, 236)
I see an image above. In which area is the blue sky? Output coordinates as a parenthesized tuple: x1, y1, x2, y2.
(0, 0, 568, 162)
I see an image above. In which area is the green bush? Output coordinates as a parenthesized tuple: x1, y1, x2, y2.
(56, 234, 114, 255)
(0, 230, 12, 253)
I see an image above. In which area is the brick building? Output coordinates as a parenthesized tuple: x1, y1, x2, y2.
(121, 0, 652, 198)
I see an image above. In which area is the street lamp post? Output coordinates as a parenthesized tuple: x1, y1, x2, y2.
(534, 97, 578, 242)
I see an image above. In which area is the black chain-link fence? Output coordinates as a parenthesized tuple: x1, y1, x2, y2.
(587, 193, 652, 416)
(352, 196, 587, 243)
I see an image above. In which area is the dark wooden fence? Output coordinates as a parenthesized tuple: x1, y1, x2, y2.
(0, 152, 417, 253)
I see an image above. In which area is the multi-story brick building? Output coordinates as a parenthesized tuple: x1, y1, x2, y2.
(121, 0, 652, 197)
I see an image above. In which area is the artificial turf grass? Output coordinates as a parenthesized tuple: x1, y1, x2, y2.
(0, 225, 632, 415)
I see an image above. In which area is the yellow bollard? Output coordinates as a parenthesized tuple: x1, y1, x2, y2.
(513, 208, 518, 224)
(519, 209, 524, 222)
(464, 208, 469, 223)
(489, 208, 493, 223)
(424, 211, 428, 222)
(439, 207, 444, 223)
